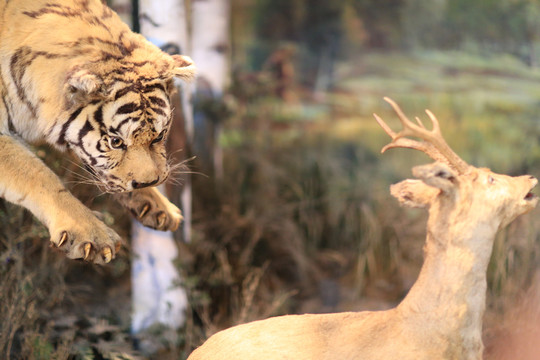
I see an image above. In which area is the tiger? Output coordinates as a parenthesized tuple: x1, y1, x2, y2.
(0, 0, 196, 264)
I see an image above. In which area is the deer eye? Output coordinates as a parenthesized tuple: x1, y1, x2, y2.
(109, 136, 125, 149)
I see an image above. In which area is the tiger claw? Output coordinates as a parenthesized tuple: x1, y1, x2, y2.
(58, 232, 68, 247)
(83, 242, 92, 260)
(157, 212, 166, 229)
(102, 247, 112, 263)
(116, 187, 181, 231)
(139, 204, 150, 219)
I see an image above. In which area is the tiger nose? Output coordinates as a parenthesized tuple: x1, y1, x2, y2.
(131, 178, 159, 189)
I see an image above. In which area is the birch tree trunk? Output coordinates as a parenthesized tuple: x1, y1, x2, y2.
(130, 0, 191, 335)
(138, 0, 193, 244)
(191, 0, 230, 180)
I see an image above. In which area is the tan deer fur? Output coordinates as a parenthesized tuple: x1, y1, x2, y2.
(187, 98, 538, 360)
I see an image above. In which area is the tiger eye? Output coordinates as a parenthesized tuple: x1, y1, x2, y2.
(109, 136, 124, 149)
(152, 131, 165, 144)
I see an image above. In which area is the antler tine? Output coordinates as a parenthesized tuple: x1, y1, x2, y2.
(422, 106, 469, 174)
(383, 97, 434, 139)
(374, 112, 446, 163)
(374, 97, 469, 174)
(374, 98, 445, 161)
(424, 109, 441, 135)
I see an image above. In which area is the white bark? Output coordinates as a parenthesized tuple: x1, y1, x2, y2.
(140, 0, 194, 243)
(127, 0, 230, 335)
(191, 0, 229, 96)
(191, 0, 230, 179)
(139, 0, 187, 52)
(131, 220, 188, 332)
(131, 0, 191, 333)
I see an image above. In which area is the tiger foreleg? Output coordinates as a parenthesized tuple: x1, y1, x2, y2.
(114, 187, 182, 232)
(0, 134, 122, 264)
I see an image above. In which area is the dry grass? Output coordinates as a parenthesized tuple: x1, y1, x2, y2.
(484, 272, 540, 359)
(0, 200, 71, 360)
(0, 149, 133, 360)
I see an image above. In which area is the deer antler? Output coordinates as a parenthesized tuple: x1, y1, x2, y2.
(374, 97, 469, 174)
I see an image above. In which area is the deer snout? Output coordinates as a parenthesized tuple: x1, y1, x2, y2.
(522, 175, 537, 184)
(522, 175, 538, 191)
(518, 175, 538, 209)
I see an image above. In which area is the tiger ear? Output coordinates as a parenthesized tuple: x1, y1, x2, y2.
(169, 55, 196, 82)
(65, 69, 106, 105)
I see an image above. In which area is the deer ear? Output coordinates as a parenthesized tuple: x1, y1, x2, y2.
(412, 162, 459, 194)
(391, 162, 459, 208)
(391, 179, 439, 208)
(65, 69, 106, 105)
(169, 55, 196, 81)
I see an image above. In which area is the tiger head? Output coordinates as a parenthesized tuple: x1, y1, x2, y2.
(56, 49, 196, 193)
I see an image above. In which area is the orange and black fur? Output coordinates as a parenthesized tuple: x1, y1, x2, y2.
(0, 0, 196, 264)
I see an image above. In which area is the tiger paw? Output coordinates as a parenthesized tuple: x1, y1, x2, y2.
(114, 187, 182, 231)
(49, 213, 122, 264)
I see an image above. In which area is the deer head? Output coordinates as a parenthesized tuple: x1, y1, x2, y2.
(375, 97, 538, 232)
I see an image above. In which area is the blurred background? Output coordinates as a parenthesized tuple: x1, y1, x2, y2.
(3, 0, 540, 358)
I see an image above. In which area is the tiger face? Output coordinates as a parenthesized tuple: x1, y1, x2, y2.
(72, 81, 173, 192)
(55, 54, 195, 193)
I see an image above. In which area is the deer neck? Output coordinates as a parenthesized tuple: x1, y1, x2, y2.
(397, 204, 499, 347)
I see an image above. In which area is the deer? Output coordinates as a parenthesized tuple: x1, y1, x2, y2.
(187, 97, 538, 360)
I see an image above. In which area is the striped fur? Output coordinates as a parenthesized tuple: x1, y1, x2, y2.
(1, 0, 195, 192)
(0, 0, 194, 263)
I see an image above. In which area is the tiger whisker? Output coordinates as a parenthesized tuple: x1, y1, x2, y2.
(62, 170, 98, 183)
(167, 156, 188, 172)
(62, 160, 102, 184)
(62, 169, 102, 187)
(165, 162, 207, 188)
(165, 176, 184, 186)
(64, 180, 102, 187)
(63, 158, 95, 175)
(61, 160, 119, 194)
(169, 167, 208, 177)
(167, 147, 186, 159)
(87, 191, 109, 203)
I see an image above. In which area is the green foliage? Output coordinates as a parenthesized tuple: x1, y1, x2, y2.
(350, 0, 405, 48)
(24, 335, 54, 360)
(0, 202, 68, 360)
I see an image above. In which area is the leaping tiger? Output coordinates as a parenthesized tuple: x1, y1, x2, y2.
(0, 0, 196, 264)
